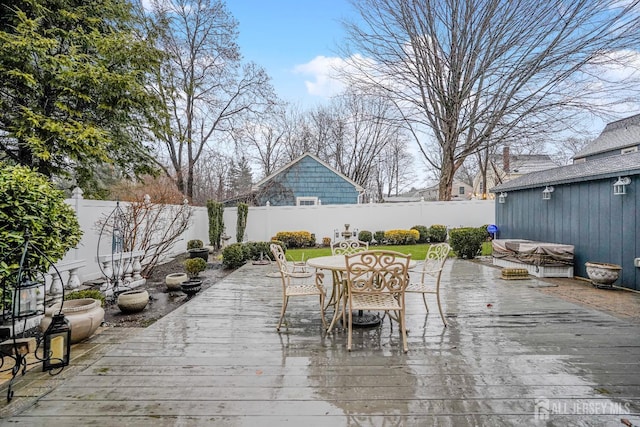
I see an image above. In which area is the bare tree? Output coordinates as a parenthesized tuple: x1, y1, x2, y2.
(143, 0, 276, 200)
(235, 106, 290, 178)
(551, 136, 593, 166)
(191, 148, 233, 205)
(342, 0, 640, 200)
(322, 89, 411, 191)
(104, 176, 192, 276)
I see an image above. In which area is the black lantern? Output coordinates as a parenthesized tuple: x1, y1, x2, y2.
(42, 313, 71, 371)
(12, 275, 41, 318)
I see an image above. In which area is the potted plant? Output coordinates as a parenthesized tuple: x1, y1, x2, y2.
(182, 257, 207, 298)
(585, 262, 622, 289)
(187, 239, 209, 261)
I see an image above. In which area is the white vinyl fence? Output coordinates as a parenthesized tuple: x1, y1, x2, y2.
(59, 189, 494, 285)
(224, 200, 494, 244)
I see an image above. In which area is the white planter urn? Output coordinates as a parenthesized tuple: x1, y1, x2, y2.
(585, 262, 622, 288)
(117, 289, 149, 313)
(165, 273, 188, 291)
(41, 298, 104, 344)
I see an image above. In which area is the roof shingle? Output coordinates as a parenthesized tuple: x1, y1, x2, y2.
(491, 151, 640, 192)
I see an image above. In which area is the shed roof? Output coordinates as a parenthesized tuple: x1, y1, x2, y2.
(253, 152, 365, 192)
(573, 113, 640, 159)
(491, 151, 640, 192)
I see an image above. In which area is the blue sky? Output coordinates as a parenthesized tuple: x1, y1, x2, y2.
(228, 0, 355, 107)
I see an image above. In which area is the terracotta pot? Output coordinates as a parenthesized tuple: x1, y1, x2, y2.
(585, 262, 622, 288)
(41, 298, 105, 344)
(117, 289, 149, 313)
(165, 273, 188, 291)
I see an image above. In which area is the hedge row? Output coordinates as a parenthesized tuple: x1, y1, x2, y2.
(272, 231, 316, 248)
(273, 224, 484, 252)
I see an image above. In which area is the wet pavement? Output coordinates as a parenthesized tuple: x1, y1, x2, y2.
(1, 259, 639, 426)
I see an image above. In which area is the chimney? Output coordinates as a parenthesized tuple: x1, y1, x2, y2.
(503, 146, 510, 173)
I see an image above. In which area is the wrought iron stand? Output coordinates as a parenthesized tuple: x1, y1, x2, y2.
(0, 232, 71, 402)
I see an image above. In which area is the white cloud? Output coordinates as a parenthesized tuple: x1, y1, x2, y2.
(293, 55, 348, 98)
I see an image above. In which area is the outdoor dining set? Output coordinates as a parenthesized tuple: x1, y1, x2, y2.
(269, 240, 451, 353)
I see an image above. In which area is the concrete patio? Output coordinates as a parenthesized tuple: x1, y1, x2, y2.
(1, 259, 639, 426)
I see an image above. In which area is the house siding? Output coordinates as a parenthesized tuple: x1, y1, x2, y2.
(495, 175, 639, 290)
(256, 156, 360, 206)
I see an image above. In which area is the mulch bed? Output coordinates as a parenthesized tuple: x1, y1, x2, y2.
(101, 253, 231, 328)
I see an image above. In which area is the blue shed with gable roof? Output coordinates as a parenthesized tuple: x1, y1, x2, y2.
(253, 153, 364, 206)
(491, 114, 640, 290)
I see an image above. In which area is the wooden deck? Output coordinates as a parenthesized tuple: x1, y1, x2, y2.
(1, 259, 639, 426)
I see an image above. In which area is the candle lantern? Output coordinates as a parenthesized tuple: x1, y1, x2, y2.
(42, 313, 71, 371)
(12, 276, 41, 318)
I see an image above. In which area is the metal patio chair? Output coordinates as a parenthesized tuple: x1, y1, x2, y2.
(270, 243, 326, 331)
(344, 250, 411, 352)
(331, 239, 369, 256)
(406, 243, 451, 326)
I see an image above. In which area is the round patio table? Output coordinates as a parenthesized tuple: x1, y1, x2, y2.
(307, 254, 416, 331)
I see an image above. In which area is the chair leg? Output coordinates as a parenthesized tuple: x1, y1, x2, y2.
(436, 292, 447, 327)
(347, 308, 353, 351)
(421, 293, 429, 312)
(399, 310, 408, 353)
(277, 297, 289, 331)
(319, 294, 327, 329)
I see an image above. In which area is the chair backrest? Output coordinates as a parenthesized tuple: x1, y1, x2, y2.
(420, 243, 451, 278)
(331, 239, 369, 255)
(344, 250, 411, 296)
(270, 243, 289, 276)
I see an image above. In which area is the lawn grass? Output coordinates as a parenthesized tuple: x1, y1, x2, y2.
(286, 241, 493, 261)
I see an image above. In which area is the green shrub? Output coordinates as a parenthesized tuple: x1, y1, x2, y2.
(222, 243, 246, 269)
(65, 289, 105, 306)
(358, 230, 373, 243)
(270, 240, 287, 253)
(428, 224, 448, 243)
(184, 257, 207, 278)
(244, 241, 274, 261)
(384, 229, 420, 245)
(479, 224, 492, 241)
(236, 202, 248, 243)
(373, 230, 385, 244)
(0, 165, 82, 283)
(449, 227, 486, 259)
(187, 239, 203, 250)
(411, 225, 429, 243)
(206, 200, 224, 250)
(273, 231, 314, 248)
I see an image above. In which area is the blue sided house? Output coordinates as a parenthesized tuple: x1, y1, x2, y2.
(253, 153, 364, 206)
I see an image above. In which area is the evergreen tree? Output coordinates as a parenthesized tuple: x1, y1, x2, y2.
(0, 0, 161, 193)
(228, 156, 253, 197)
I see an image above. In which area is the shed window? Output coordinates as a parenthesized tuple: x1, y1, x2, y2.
(459, 186, 465, 195)
(296, 197, 318, 206)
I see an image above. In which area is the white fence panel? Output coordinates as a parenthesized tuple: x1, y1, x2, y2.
(57, 192, 493, 285)
(222, 200, 495, 244)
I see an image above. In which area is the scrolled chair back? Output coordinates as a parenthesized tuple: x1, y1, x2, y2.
(270, 243, 289, 274)
(422, 243, 451, 274)
(331, 239, 369, 256)
(345, 250, 411, 294)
